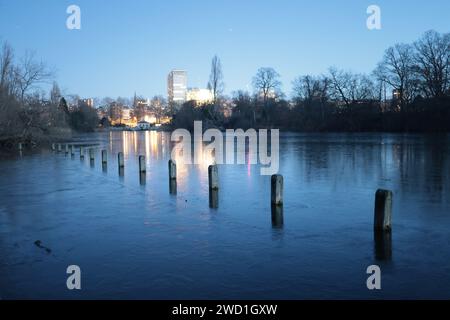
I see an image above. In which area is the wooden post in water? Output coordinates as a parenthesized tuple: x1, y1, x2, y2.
(168, 160, 177, 180)
(138, 155, 146, 185)
(271, 175, 284, 227)
(271, 174, 284, 206)
(70, 145, 74, 157)
(88, 148, 95, 167)
(101, 149, 107, 172)
(168, 160, 177, 194)
(271, 205, 284, 228)
(208, 165, 219, 190)
(118, 152, 124, 176)
(51, 143, 56, 151)
(18, 143, 23, 151)
(118, 152, 124, 167)
(374, 229, 392, 260)
(374, 189, 393, 231)
(57, 143, 62, 153)
(169, 179, 177, 194)
(139, 155, 146, 173)
(208, 165, 219, 208)
(65, 144, 69, 155)
(209, 189, 219, 208)
(80, 146, 84, 159)
(101, 150, 107, 164)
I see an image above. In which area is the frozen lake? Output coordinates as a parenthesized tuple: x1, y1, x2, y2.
(0, 131, 449, 299)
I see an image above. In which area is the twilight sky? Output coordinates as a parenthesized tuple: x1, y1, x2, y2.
(0, 0, 449, 100)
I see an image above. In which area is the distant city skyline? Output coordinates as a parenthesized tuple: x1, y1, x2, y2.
(0, 0, 449, 99)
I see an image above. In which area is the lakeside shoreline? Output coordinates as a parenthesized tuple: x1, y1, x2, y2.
(2, 129, 449, 157)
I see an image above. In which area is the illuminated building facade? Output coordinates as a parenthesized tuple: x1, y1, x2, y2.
(168, 70, 187, 107)
(186, 88, 214, 105)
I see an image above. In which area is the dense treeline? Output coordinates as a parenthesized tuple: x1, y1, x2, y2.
(174, 30, 450, 132)
(219, 92, 450, 132)
(0, 41, 99, 149)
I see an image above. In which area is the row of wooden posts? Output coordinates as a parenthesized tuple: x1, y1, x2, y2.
(51, 142, 393, 233)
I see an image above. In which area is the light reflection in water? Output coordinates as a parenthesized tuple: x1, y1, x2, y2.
(150, 131, 158, 158)
(108, 131, 206, 189)
(109, 131, 113, 153)
(145, 131, 150, 160)
(122, 131, 129, 157)
(247, 143, 255, 177)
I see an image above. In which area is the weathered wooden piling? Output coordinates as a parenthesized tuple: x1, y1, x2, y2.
(101, 150, 107, 164)
(168, 160, 177, 194)
(118, 152, 125, 176)
(139, 155, 146, 173)
(118, 152, 124, 168)
(374, 229, 392, 261)
(169, 179, 177, 195)
(70, 145, 74, 157)
(168, 159, 177, 180)
(208, 165, 219, 208)
(139, 172, 146, 185)
(79, 146, 84, 159)
(89, 148, 94, 161)
(208, 165, 219, 190)
(57, 143, 62, 153)
(209, 189, 219, 208)
(51, 143, 56, 151)
(271, 174, 284, 206)
(18, 143, 23, 151)
(65, 144, 69, 154)
(374, 189, 393, 231)
(271, 205, 284, 228)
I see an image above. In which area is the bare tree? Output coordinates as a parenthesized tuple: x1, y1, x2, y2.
(15, 50, 53, 102)
(207, 55, 224, 105)
(328, 68, 377, 108)
(374, 44, 416, 111)
(413, 30, 450, 98)
(150, 95, 167, 123)
(328, 67, 352, 107)
(48, 81, 66, 126)
(0, 42, 21, 140)
(292, 75, 329, 102)
(132, 94, 146, 121)
(252, 67, 282, 106)
(292, 74, 330, 121)
(50, 81, 62, 105)
(150, 95, 166, 107)
(0, 41, 14, 93)
(347, 74, 376, 101)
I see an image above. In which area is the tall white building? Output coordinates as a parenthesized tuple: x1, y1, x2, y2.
(168, 70, 187, 106)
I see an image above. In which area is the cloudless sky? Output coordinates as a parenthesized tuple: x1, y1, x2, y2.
(0, 0, 449, 100)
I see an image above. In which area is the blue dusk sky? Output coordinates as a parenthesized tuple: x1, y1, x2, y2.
(0, 0, 449, 100)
